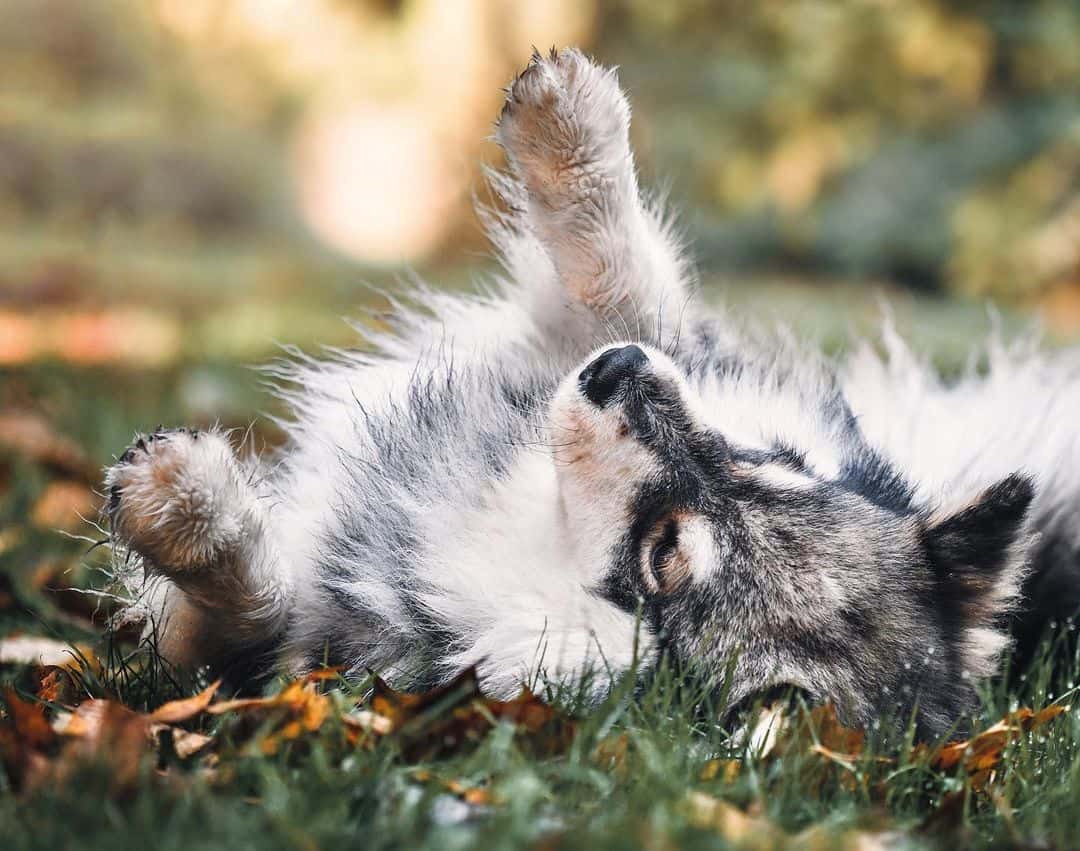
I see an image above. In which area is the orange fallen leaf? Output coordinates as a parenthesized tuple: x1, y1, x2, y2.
(302, 666, 346, 683)
(369, 668, 576, 761)
(208, 680, 332, 755)
(808, 703, 866, 757)
(931, 704, 1068, 776)
(0, 689, 59, 791)
(37, 667, 75, 705)
(148, 680, 222, 724)
(56, 699, 154, 793)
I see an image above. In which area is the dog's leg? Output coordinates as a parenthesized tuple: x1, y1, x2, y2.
(494, 48, 693, 348)
(106, 428, 289, 670)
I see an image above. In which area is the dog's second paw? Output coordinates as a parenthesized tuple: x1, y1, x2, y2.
(106, 428, 246, 575)
(497, 48, 631, 211)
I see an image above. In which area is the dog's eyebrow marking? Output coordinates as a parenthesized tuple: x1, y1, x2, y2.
(746, 462, 819, 492)
(680, 515, 718, 582)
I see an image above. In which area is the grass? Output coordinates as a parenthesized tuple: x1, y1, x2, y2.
(2, 289, 1079, 850)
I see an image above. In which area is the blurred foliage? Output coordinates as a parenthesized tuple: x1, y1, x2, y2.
(598, 0, 1080, 298)
(0, 0, 1076, 326)
(0, 0, 358, 313)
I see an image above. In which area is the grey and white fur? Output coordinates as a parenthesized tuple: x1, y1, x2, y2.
(105, 49, 1080, 739)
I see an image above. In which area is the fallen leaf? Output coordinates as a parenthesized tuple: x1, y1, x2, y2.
(57, 699, 154, 793)
(0, 689, 58, 791)
(2, 689, 56, 748)
(148, 680, 221, 724)
(931, 704, 1068, 777)
(208, 680, 332, 755)
(302, 666, 346, 683)
(369, 668, 576, 762)
(758, 702, 869, 763)
(685, 791, 783, 844)
(156, 726, 215, 760)
(809, 703, 866, 757)
(37, 667, 77, 705)
(687, 789, 901, 850)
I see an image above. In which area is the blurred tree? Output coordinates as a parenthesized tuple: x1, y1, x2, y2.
(0, 0, 1076, 312)
(597, 0, 1080, 298)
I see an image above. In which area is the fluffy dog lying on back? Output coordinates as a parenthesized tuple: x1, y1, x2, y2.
(106, 49, 1080, 739)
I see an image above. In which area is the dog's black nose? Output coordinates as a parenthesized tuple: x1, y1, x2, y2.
(579, 345, 649, 407)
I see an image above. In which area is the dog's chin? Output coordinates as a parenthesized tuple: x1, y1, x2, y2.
(548, 391, 657, 481)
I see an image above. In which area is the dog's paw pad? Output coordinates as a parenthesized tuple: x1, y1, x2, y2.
(497, 48, 630, 203)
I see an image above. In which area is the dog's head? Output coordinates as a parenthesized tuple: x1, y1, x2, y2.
(548, 342, 1034, 737)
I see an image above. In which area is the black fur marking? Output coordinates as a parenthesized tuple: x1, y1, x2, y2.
(925, 473, 1034, 583)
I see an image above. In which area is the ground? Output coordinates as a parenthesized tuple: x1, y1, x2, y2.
(1, 280, 1078, 850)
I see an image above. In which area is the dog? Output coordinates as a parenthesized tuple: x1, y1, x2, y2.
(105, 49, 1080, 739)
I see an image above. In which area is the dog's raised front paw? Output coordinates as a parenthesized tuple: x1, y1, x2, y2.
(106, 428, 247, 575)
(497, 47, 632, 213)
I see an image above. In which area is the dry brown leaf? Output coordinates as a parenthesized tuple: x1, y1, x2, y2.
(369, 668, 576, 762)
(36, 666, 79, 706)
(56, 699, 154, 793)
(2, 689, 56, 749)
(809, 704, 866, 757)
(761, 702, 868, 764)
(207, 680, 332, 755)
(931, 704, 1068, 777)
(148, 680, 221, 724)
(3, 678, 225, 797)
(369, 674, 438, 729)
(302, 666, 346, 683)
(685, 791, 783, 844)
(0, 688, 58, 791)
(169, 729, 215, 760)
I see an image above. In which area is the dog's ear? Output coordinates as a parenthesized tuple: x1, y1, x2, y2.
(924, 473, 1035, 677)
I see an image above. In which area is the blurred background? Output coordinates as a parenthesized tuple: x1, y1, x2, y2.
(0, 0, 1079, 644)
